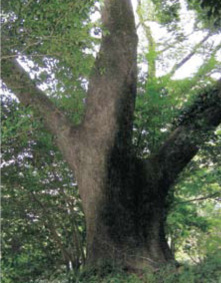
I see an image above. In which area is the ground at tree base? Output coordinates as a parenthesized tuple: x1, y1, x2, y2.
(20, 251, 219, 283)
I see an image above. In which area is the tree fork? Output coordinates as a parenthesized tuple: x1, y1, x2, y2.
(2, 0, 221, 272)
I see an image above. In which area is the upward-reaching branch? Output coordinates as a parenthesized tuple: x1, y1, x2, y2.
(142, 23, 156, 80)
(83, 0, 138, 150)
(169, 32, 211, 77)
(137, 1, 156, 80)
(1, 55, 79, 172)
(155, 80, 221, 191)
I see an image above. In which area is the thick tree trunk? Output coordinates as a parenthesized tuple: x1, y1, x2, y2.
(2, 0, 221, 273)
(80, 155, 174, 270)
(73, 0, 146, 270)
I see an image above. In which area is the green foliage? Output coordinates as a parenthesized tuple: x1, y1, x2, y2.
(152, 0, 181, 26)
(23, 254, 221, 282)
(165, 128, 221, 262)
(2, 0, 99, 124)
(1, 96, 86, 282)
(134, 76, 177, 155)
(140, 0, 181, 31)
(187, 0, 221, 29)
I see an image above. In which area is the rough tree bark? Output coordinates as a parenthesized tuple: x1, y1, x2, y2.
(1, 0, 221, 271)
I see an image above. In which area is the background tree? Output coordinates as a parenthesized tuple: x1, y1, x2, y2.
(1, 0, 221, 278)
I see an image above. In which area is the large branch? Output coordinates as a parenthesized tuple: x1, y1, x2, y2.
(155, 80, 221, 190)
(1, 55, 79, 172)
(83, 0, 138, 150)
(76, 0, 138, 223)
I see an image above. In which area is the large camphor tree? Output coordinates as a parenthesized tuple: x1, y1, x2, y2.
(1, 0, 221, 271)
